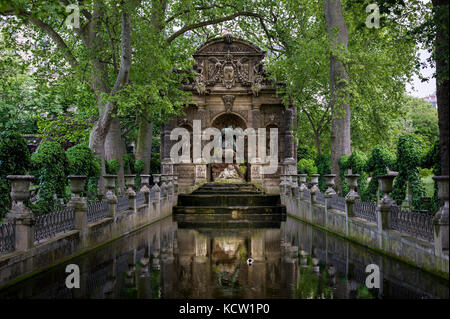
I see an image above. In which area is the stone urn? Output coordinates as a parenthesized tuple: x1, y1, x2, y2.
(124, 174, 136, 190)
(324, 174, 336, 196)
(7, 175, 34, 214)
(140, 174, 151, 187)
(309, 174, 320, 194)
(377, 173, 398, 206)
(104, 175, 117, 193)
(345, 174, 360, 200)
(67, 175, 87, 197)
(433, 175, 449, 224)
(152, 174, 161, 186)
(298, 174, 308, 191)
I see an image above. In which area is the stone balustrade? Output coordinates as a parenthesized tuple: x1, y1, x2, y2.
(0, 173, 177, 287)
(280, 173, 449, 276)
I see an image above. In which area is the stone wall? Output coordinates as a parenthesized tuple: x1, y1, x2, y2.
(281, 175, 449, 277)
(0, 176, 176, 289)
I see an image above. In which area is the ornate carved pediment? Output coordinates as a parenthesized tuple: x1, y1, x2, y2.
(192, 36, 266, 90)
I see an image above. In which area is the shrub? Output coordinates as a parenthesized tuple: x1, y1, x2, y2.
(421, 139, 441, 212)
(30, 140, 69, 214)
(391, 134, 427, 210)
(298, 159, 318, 176)
(363, 145, 396, 203)
(106, 158, 120, 175)
(66, 143, 101, 199)
(0, 132, 31, 219)
(315, 154, 330, 192)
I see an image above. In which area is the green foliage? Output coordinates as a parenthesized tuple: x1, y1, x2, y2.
(421, 139, 441, 213)
(298, 159, 318, 176)
(315, 153, 331, 192)
(338, 151, 369, 198)
(123, 153, 135, 174)
(298, 144, 316, 161)
(106, 159, 121, 175)
(0, 132, 31, 219)
(391, 134, 427, 210)
(66, 143, 101, 199)
(363, 145, 396, 203)
(30, 141, 69, 214)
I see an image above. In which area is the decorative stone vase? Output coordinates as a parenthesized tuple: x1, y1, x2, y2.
(152, 174, 161, 186)
(377, 173, 398, 207)
(140, 174, 151, 187)
(7, 175, 34, 213)
(104, 175, 117, 193)
(324, 174, 336, 196)
(309, 174, 320, 194)
(124, 174, 136, 190)
(345, 174, 360, 201)
(298, 174, 307, 191)
(433, 175, 449, 224)
(67, 175, 87, 197)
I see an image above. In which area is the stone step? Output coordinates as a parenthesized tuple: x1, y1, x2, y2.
(175, 219, 283, 229)
(174, 213, 284, 222)
(177, 194, 281, 207)
(173, 205, 285, 215)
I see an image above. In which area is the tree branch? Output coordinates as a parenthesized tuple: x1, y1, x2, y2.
(1, 8, 78, 68)
(166, 11, 270, 43)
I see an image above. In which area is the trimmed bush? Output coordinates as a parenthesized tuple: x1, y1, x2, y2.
(363, 145, 396, 203)
(66, 143, 101, 199)
(391, 134, 427, 210)
(106, 158, 120, 175)
(0, 132, 31, 219)
(315, 153, 330, 192)
(30, 140, 69, 214)
(298, 159, 318, 176)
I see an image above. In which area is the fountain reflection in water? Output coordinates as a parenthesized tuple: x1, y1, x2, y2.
(0, 217, 448, 299)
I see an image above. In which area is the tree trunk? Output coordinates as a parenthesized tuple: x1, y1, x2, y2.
(314, 132, 322, 155)
(432, 0, 449, 176)
(105, 117, 127, 192)
(324, 0, 351, 193)
(89, 122, 107, 197)
(135, 117, 154, 174)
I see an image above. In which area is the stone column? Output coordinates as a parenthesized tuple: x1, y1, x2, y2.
(324, 174, 336, 226)
(250, 157, 263, 183)
(432, 176, 449, 256)
(104, 175, 118, 221)
(298, 174, 308, 200)
(344, 174, 360, 218)
(194, 161, 207, 184)
(125, 174, 137, 213)
(67, 175, 88, 247)
(376, 173, 398, 231)
(151, 174, 161, 220)
(283, 104, 296, 177)
(139, 174, 151, 204)
(5, 175, 35, 251)
(309, 174, 320, 204)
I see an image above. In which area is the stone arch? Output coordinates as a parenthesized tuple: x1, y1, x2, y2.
(211, 112, 247, 130)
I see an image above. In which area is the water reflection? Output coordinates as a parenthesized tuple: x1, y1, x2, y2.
(0, 217, 447, 299)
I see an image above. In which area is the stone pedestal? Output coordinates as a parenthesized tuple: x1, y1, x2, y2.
(151, 174, 161, 220)
(139, 174, 151, 205)
(104, 175, 118, 220)
(5, 175, 35, 251)
(345, 174, 360, 218)
(309, 174, 320, 204)
(125, 174, 137, 213)
(433, 176, 449, 255)
(67, 175, 88, 247)
(194, 163, 207, 184)
(250, 158, 263, 182)
(376, 173, 397, 231)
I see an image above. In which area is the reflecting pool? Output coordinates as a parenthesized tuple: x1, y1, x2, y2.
(0, 216, 448, 299)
